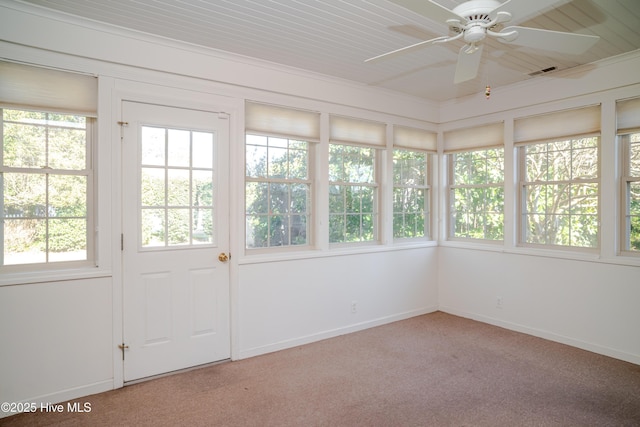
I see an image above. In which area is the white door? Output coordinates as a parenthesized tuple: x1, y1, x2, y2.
(121, 101, 230, 382)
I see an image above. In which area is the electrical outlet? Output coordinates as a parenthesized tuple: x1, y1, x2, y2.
(496, 296, 503, 309)
(351, 301, 357, 314)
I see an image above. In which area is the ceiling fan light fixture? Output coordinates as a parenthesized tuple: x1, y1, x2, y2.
(464, 25, 487, 44)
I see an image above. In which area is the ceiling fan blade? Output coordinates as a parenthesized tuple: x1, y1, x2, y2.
(387, 0, 462, 24)
(365, 36, 448, 62)
(454, 44, 484, 84)
(490, 0, 570, 24)
(497, 26, 600, 54)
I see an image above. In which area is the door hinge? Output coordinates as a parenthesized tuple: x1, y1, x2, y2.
(121, 233, 124, 251)
(118, 343, 129, 360)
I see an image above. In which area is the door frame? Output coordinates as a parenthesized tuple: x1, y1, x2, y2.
(111, 82, 242, 389)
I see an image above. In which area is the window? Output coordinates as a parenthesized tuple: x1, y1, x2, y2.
(449, 148, 504, 240)
(1, 108, 94, 267)
(245, 134, 311, 248)
(622, 132, 640, 251)
(393, 149, 430, 239)
(617, 96, 640, 253)
(244, 102, 318, 249)
(140, 126, 216, 247)
(328, 116, 385, 244)
(328, 144, 377, 243)
(444, 122, 504, 241)
(520, 137, 599, 248)
(0, 61, 97, 271)
(515, 106, 601, 250)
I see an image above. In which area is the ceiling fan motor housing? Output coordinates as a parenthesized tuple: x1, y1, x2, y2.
(452, 0, 501, 20)
(452, 0, 502, 44)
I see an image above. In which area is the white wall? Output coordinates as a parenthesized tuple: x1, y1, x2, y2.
(438, 248, 640, 364)
(0, 278, 113, 404)
(238, 248, 439, 359)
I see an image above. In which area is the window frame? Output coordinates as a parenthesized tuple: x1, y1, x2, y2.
(518, 134, 601, 252)
(328, 141, 381, 246)
(0, 107, 96, 272)
(620, 131, 640, 255)
(392, 147, 432, 241)
(447, 146, 505, 242)
(244, 132, 315, 251)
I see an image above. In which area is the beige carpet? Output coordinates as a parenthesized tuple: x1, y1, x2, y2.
(3, 312, 640, 426)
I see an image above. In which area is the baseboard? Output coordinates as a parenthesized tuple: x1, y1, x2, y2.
(439, 306, 640, 366)
(237, 306, 439, 360)
(0, 380, 113, 419)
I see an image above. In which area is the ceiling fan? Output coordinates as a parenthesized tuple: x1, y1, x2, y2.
(366, 0, 600, 84)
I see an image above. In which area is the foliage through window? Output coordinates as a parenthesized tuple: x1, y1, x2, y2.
(329, 144, 377, 243)
(245, 134, 310, 248)
(520, 136, 599, 248)
(622, 132, 640, 252)
(449, 148, 504, 240)
(393, 149, 430, 239)
(1, 109, 92, 266)
(139, 126, 216, 247)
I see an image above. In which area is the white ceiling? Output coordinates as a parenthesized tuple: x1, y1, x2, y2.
(15, 0, 640, 102)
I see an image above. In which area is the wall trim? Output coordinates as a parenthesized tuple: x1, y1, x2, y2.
(237, 307, 439, 360)
(439, 306, 640, 366)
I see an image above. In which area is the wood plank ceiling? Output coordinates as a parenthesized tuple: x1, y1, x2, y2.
(14, 0, 640, 102)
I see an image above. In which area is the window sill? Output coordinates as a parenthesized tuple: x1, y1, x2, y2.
(238, 241, 437, 265)
(0, 267, 112, 287)
(440, 240, 640, 267)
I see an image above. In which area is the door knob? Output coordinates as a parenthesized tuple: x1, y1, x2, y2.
(218, 252, 229, 262)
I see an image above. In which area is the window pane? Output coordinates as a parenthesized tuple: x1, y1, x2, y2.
(167, 129, 190, 167)
(141, 127, 165, 166)
(167, 168, 190, 206)
(269, 183, 289, 214)
(49, 175, 87, 217)
(573, 146, 598, 179)
(49, 126, 86, 170)
(3, 173, 46, 217)
(48, 218, 86, 261)
(246, 215, 268, 248)
(141, 209, 165, 247)
(167, 208, 190, 245)
(329, 214, 345, 243)
(193, 170, 213, 207)
(246, 143, 268, 178)
(547, 147, 571, 182)
(2, 122, 46, 168)
(289, 142, 308, 180)
(3, 219, 46, 265)
(193, 208, 214, 244)
(628, 182, 640, 251)
(246, 182, 268, 214)
(192, 132, 214, 169)
(290, 214, 307, 245)
(141, 168, 165, 206)
(291, 184, 309, 214)
(329, 144, 345, 182)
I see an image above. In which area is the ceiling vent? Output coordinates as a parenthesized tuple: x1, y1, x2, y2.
(528, 66, 558, 77)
